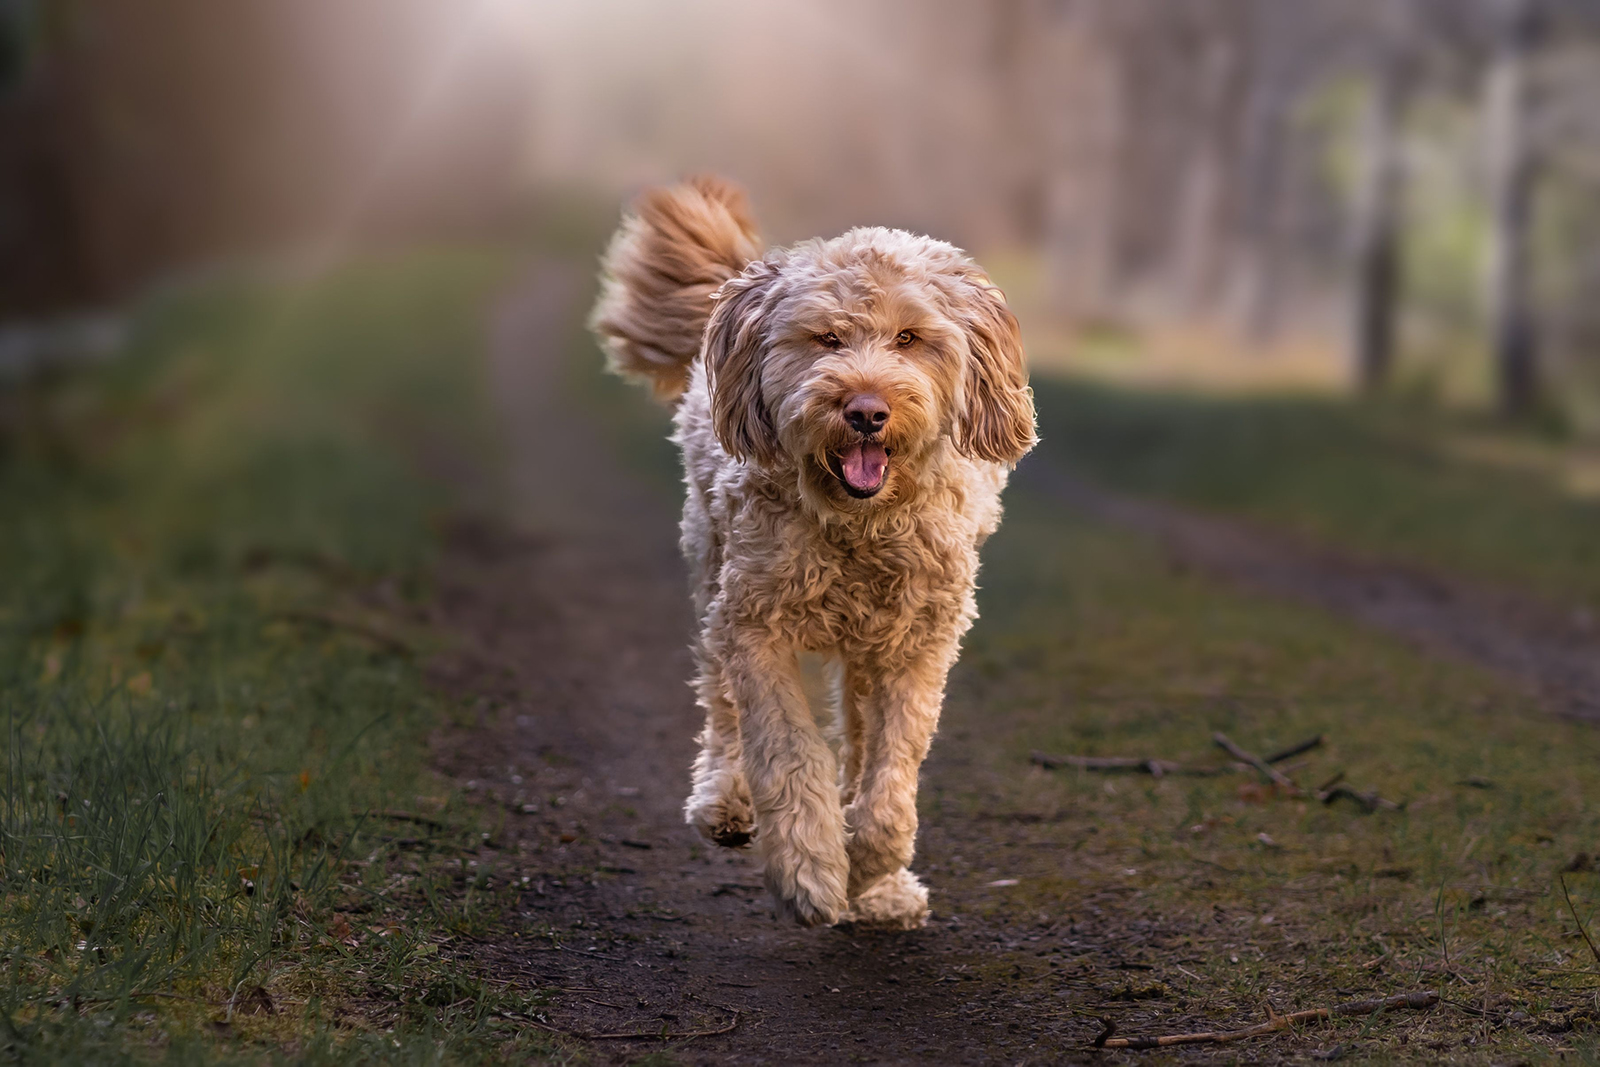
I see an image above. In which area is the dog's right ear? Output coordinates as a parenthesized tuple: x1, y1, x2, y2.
(704, 258, 782, 465)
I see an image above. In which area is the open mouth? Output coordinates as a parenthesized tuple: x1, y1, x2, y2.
(827, 439, 891, 499)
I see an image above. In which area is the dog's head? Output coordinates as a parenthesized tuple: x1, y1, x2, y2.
(703, 228, 1036, 510)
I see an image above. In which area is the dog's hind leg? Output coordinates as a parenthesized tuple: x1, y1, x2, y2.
(721, 629, 849, 927)
(684, 651, 755, 848)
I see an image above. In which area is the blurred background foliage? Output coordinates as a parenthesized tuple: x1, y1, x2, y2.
(3, 0, 1600, 428)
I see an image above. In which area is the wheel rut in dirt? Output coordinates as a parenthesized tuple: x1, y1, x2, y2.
(1026, 458, 1600, 723)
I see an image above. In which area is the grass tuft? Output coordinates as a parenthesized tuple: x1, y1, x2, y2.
(0, 247, 558, 1062)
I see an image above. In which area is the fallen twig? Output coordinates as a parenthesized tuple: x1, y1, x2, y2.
(1034, 734, 1406, 814)
(1318, 785, 1402, 813)
(374, 809, 450, 831)
(1262, 735, 1325, 764)
(1030, 752, 1229, 778)
(1439, 997, 1519, 1023)
(1213, 732, 1302, 793)
(1033, 735, 1322, 781)
(1560, 873, 1600, 966)
(1093, 989, 1438, 1050)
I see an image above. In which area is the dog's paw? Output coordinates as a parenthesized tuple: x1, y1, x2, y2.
(766, 867, 847, 928)
(760, 834, 849, 927)
(842, 867, 929, 930)
(843, 801, 915, 897)
(684, 778, 756, 849)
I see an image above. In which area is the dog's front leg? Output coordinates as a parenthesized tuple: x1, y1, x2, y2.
(722, 627, 848, 927)
(841, 647, 954, 925)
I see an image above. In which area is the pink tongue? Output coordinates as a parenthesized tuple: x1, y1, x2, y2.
(840, 442, 889, 491)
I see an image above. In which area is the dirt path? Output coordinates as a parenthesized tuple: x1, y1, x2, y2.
(1024, 461, 1600, 724)
(419, 265, 1594, 1064)
(424, 264, 1125, 1065)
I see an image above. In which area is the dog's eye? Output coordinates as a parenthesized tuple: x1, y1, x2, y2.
(816, 332, 841, 349)
(895, 330, 916, 347)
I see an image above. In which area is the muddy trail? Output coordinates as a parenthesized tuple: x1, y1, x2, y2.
(419, 265, 1597, 1065)
(1024, 463, 1600, 724)
(420, 265, 1067, 1064)
(420, 265, 1215, 1065)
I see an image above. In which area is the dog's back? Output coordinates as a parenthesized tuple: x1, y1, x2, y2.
(588, 176, 762, 403)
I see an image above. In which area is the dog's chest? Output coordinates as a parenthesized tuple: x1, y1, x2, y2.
(731, 512, 979, 654)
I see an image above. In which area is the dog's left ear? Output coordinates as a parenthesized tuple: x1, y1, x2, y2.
(952, 277, 1037, 466)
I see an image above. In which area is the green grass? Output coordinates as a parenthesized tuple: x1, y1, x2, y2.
(569, 340, 1600, 1057)
(12, 234, 1597, 1061)
(1031, 377, 1600, 611)
(0, 249, 560, 1063)
(931, 487, 1600, 1059)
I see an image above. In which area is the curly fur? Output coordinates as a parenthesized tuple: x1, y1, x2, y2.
(591, 179, 1036, 928)
(590, 175, 762, 402)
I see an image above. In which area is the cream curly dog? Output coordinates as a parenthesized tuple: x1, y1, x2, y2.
(590, 177, 1035, 929)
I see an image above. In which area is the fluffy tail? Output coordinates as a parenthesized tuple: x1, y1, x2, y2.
(589, 176, 762, 403)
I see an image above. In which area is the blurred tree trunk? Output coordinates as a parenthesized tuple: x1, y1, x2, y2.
(1233, 2, 1294, 340)
(0, 0, 533, 318)
(986, 0, 1048, 246)
(1483, 0, 1541, 416)
(1174, 26, 1242, 316)
(1350, 51, 1409, 393)
(1043, 3, 1124, 321)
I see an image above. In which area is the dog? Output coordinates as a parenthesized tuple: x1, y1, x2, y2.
(589, 177, 1035, 928)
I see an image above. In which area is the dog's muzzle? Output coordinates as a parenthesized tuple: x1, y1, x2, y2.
(830, 394, 892, 498)
(829, 438, 890, 498)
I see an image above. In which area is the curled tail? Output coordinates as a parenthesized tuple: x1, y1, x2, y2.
(589, 176, 762, 403)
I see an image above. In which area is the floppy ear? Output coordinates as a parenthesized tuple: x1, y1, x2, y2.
(954, 280, 1037, 466)
(704, 258, 782, 465)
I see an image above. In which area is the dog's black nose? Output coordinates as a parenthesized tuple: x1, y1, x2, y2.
(844, 395, 890, 434)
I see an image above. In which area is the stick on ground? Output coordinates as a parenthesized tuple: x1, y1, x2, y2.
(1029, 752, 1230, 778)
(1318, 785, 1402, 813)
(1031, 734, 1323, 780)
(1213, 732, 1302, 793)
(376, 809, 450, 831)
(1093, 989, 1438, 1049)
(1262, 734, 1325, 764)
(1560, 873, 1600, 965)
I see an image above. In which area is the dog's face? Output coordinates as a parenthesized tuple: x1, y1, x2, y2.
(703, 228, 1036, 510)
